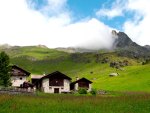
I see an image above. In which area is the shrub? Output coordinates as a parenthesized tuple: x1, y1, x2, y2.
(78, 88, 87, 94)
(90, 89, 97, 95)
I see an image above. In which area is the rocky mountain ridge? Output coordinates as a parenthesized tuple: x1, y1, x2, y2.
(113, 31, 150, 58)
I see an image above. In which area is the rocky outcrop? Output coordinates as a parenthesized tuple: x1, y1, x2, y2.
(114, 32, 133, 48)
(113, 31, 150, 58)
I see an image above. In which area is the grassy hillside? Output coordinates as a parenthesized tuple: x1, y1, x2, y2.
(1, 45, 150, 91)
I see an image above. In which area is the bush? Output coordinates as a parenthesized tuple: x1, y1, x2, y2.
(90, 89, 97, 95)
(78, 88, 87, 94)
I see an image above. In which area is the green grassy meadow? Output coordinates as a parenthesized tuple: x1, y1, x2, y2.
(0, 93, 150, 113)
(1, 46, 150, 92)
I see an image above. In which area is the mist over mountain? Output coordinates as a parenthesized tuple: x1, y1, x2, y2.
(0, 30, 150, 59)
(55, 30, 150, 58)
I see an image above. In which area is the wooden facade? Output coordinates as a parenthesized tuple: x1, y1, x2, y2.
(78, 80, 89, 89)
(11, 65, 30, 77)
(70, 78, 92, 91)
(49, 78, 64, 86)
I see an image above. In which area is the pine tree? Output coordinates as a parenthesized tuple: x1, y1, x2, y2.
(0, 51, 11, 87)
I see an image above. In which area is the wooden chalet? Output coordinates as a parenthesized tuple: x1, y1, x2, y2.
(11, 65, 30, 87)
(70, 77, 92, 92)
(37, 71, 72, 93)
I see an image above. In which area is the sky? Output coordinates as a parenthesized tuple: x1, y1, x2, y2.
(0, 0, 150, 49)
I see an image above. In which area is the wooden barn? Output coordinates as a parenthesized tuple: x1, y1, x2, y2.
(10, 65, 30, 87)
(70, 77, 92, 92)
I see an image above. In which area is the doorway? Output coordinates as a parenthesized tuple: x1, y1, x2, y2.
(54, 88, 59, 93)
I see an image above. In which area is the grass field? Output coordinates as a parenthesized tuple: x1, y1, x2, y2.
(1, 45, 150, 92)
(0, 93, 150, 113)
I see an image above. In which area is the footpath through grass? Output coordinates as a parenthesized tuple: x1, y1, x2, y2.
(0, 93, 150, 113)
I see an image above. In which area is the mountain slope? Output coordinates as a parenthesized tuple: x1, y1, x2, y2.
(0, 44, 150, 91)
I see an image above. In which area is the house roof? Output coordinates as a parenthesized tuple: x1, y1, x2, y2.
(71, 77, 93, 84)
(11, 65, 31, 76)
(41, 71, 72, 80)
(31, 75, 44, 79)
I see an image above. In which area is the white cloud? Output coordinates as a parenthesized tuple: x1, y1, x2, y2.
(61, 18, 114, 50)
(38, 0, 68, 16)
(96, 8, 123, 19)
(96, 0, 150, 46)
(96, 0, 127, 18)
(0, 0, 115, 49)
(123, 0, 150, 46)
